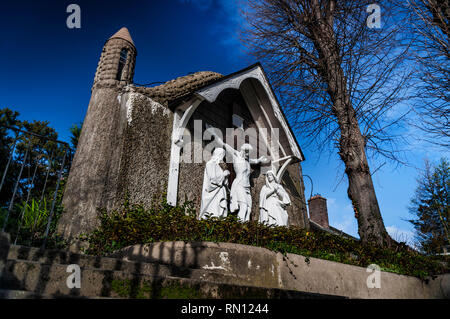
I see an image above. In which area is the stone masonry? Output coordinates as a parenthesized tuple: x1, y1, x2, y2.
(57, 27, 310, 245)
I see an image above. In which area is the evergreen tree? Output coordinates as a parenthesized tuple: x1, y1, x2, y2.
(0, 108, 72, 241)
(0, 108, 22, 205)
(409, 158, 450, 254)
(68, 122, 82, 159)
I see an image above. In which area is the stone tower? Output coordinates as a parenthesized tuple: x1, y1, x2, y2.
(93, 27, 137, 88)
(57, 27, 137, 243)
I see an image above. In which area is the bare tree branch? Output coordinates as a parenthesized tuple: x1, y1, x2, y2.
(407, 0, 450, 147)
(240, 0, 413, 246)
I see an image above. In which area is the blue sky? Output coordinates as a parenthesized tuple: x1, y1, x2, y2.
(1, 0, 448, 244)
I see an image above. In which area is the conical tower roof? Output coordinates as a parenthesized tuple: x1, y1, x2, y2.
(109, 27, 134, 46)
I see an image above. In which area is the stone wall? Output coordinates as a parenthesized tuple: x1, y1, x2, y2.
(58, 32, 137, 243)
(282, 163, 309, 229)
(116, 91, 174, 207)
(112, 241, 450, 299)
(93, 38, 136, 89)
(58, 87, 129, 241)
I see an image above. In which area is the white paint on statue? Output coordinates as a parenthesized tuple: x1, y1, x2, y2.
(259, 170, 290, 226)
(199, 148, 230, 219)
(210, 134, 269, 222)
(230, 144, 252, 222)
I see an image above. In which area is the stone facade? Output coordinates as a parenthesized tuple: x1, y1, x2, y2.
(58, 28, 137, 239)
(57, 87, 129, 238)
(115, 92, 173, 207)
(58, 27, 310, 243)
(93, 29, 136, 89)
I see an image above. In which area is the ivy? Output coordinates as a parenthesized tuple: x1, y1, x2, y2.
(81, 198, 449, 279)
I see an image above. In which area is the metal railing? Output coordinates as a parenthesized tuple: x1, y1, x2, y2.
(0, 125, 71, 249)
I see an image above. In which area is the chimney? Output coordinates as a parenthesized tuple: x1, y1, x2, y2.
(308, 195, 329, 228)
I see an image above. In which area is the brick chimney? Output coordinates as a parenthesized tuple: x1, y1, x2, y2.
(308, 195, 329, 228)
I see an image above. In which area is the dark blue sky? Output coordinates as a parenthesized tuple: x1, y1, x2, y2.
(0, 0, 250, 142)
(1, 0, 447, 243)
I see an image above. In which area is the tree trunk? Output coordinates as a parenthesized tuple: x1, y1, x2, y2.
(332, 84, 390, 245)
(310, 8, 391, 246)
(340, 121, 391, 246)
(334, 83, 391, 246)
(331, 62, 390, 246)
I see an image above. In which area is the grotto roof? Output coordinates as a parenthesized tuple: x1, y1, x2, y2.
(133, 71, 223, 106)
(130, 63, 305, 162)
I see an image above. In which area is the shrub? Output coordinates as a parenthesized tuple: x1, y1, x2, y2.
(15, 198, 49, 232)
(81, 198, 449, 279)
(0, 197, 67, 249)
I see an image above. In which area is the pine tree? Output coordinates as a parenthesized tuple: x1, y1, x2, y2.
(409, 158, 450, 254)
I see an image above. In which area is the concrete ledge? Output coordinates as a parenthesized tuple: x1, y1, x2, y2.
(7, 244, 269, 288)
(110, 241, 281, 289)
(0, 289, 44, 299)
(2, 237, 448, 299)
(1, 259, 337, 299)
(0, 289, 113, 299)
(111, 241, 450, 299)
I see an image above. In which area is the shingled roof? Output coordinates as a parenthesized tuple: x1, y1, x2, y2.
(109, 27, 135, 46)
(133, 71, 223, 106)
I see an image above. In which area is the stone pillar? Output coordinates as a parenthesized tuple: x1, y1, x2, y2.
(308, 195, 329, 228)
(57, 28, 137, 245)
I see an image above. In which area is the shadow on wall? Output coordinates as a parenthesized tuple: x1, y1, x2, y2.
(0, 236, 87, 298)
(105, 241, 204, 298)
(0, 232, 207, 298)
(59, 169, 123, 241)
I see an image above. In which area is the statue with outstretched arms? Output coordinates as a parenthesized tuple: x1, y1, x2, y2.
(212, 133, 269, 222)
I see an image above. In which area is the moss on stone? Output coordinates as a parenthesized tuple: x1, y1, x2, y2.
(158, 282, 203, 299)
(110, 279, 203, 299)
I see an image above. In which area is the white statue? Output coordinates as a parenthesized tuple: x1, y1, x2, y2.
(259, 170, 291, 226)
(213, 135, 269, 222)
(199, 148, 230, 219)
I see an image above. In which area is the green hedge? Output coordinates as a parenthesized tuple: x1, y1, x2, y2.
(80, 199, 449, 279)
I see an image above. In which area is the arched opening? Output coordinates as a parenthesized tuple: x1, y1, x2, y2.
(116, 48, 128, 81)
(239, 77, 293, 160)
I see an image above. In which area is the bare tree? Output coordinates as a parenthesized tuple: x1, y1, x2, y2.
(240, 0, 413, 246)
(407, 0, 449, 147)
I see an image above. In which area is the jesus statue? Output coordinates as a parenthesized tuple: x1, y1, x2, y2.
(212, 134, 269, 222)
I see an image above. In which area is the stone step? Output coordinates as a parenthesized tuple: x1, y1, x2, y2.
(8, 244, 195, 277)
(0, 288, 113, 299)
(7, 244, 253, 287)
(0, 289, 43, 299)
(0, 258, 343, 299)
